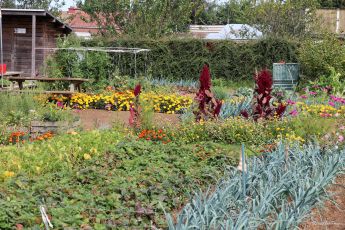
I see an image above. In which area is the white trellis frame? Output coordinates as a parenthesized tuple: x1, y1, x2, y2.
(36, 47, 151, 79)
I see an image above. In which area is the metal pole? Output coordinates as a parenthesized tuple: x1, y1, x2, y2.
(0, 6, 3, 88)
(242, 143, 246, 198)
(134, 52, 137, 78)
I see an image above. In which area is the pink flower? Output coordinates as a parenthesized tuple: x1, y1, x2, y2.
(329, 101, 335, 107)
(56, 101, 64, 108)
(309, 91, 317, 96)
(300, 95, 308, 99)
(289, 109, 298, 116)
(286, 99, 296, 105)
(338, 135, 344, 142)
(339, 126, 345, 130)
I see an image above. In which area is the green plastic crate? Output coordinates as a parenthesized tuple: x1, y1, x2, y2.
(273, 63, 299, 90)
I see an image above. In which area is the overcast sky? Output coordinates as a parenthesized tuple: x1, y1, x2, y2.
(62, 0, 76, 10)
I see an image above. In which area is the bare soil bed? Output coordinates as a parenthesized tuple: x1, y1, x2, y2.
(301, 174, 345, 230)
(73, 109, 180, 130)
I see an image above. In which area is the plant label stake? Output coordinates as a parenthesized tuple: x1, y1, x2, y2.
(39, 205, 53, 230)
(242, 143, 246, 198)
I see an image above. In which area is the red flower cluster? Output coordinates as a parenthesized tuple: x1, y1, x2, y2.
(9, 132, 26, 144)
(138, 129, 171, 144)
(31, 131, 54, 142)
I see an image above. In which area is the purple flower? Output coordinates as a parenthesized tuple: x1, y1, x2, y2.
(328, 101, 335, 107)
(105, 104, 112, 110)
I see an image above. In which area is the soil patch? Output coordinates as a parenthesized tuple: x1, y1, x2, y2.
(73, 109, 180, 131)
(301, 174, 345, 230)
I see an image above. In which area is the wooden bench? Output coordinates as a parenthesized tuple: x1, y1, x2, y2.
(6, 77, 89, 92)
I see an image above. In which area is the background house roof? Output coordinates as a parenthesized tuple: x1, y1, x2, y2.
(60, 7, 101, 35)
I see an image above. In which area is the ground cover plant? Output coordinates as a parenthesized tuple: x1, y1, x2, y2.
(2, 64, 345, 229)
(0, 130, 240, 229)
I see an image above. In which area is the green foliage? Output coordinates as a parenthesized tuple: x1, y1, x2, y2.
(46, 37, 298, 90)
(0, 131, 239, 229)
(0, 92, 75, 145)
(15, 0, 64, 15)
(80, 0, 196, 38)
(298, 34, 345, 81)
(246, 0, 320, 38)
(319, 0, 345, 8)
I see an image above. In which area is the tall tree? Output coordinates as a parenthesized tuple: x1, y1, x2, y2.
(318, 0, 345, 8)
(80, 0, 198, 37)
(16, 0, 65, 14)
(245, 0, 320, 38)
(1, 0, 16, 8)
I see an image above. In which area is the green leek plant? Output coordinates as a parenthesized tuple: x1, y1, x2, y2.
(166, 143, 345, 229)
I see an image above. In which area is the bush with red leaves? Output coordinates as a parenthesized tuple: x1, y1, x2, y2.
(242, 69, 286, 121)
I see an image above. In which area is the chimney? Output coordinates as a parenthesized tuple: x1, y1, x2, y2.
(68, 7, 79, 14)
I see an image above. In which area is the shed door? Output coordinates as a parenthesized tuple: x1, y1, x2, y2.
(13, 26, 32, 75)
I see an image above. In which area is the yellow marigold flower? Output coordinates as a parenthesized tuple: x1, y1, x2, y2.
(3, 171, 15, 178)
(84, 154, 92, 160)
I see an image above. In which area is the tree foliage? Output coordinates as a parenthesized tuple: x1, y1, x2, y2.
(1, 0, 16, 8)
(245, 0, 320, 38)
(79, 0, 197, 37)
(191, 0, 251, 25)
(5, 0, 65, 15)
(318, 0, 345, 8)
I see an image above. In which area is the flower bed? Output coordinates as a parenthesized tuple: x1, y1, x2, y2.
(49, 91, 193, 114)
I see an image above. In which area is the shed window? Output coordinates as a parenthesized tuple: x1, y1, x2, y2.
(14, 28, 26, 34)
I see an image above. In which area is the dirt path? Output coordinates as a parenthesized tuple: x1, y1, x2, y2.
(301, 175, 345, 230)
(73, 109, 180, 131)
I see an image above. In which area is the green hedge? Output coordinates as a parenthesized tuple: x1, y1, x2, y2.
(80, 37, 299, 81)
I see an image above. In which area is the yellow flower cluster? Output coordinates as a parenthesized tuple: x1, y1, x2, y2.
(68, 91, 192, 114)
(277, 132, 305, 143)
(297, 102, 345, 117)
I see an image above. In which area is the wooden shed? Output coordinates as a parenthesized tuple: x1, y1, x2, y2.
(1, 9, 72, 77)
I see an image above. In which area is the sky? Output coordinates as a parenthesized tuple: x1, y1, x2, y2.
(61, 0, 76, 10)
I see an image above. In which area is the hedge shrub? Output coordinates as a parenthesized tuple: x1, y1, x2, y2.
(75, 37, 299, 82)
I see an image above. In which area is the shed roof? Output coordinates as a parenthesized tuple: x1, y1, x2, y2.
(1, 8, 72, 33)
(205, 24, 263, 40)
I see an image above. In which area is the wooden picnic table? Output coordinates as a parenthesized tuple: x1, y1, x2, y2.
(0, 71, 23, 78)
(6, 77, 89, 92)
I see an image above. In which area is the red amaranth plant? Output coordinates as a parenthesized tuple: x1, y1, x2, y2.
(129, 84, 142, 129)
(242, 69, 286, 121)
(194, 64, 222, 121)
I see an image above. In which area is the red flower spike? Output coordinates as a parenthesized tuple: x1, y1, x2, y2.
(255, 69, 273, 95)
(214, 100, 222, 117)
(199, 64, 211, 92)
(134, 84, 141, 97)
(275, 103, 287, 118)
